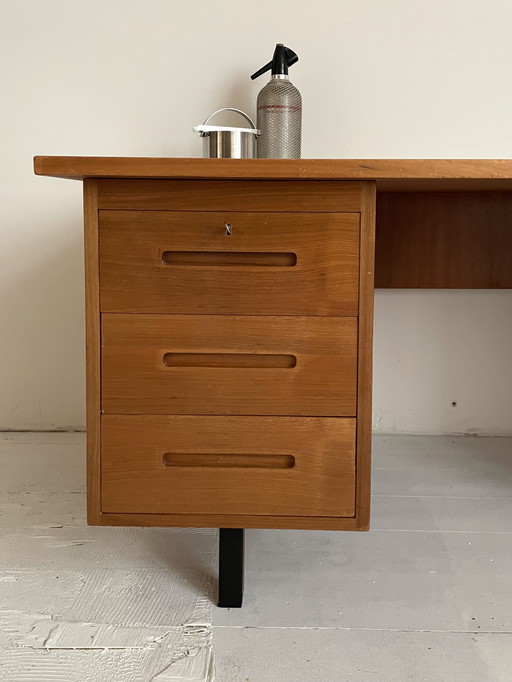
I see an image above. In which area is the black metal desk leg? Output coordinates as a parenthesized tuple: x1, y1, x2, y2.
(218, 528, 244, 608)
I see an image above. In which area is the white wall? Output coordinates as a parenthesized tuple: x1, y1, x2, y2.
(1, 0, 511, 433)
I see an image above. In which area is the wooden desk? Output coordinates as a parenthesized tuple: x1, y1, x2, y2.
(34, 157, 512, 605)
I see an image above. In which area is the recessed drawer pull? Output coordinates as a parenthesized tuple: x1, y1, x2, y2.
(161, 251, 297, 267)
(163, 352, 297, 369)
(162, 452, 295, 470)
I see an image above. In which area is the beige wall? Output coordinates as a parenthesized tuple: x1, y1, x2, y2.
(2, 0, 511, 433)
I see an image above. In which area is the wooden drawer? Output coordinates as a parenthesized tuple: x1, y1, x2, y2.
(99, 211, 360, 316)
(102, 314, 358, 416)
(101, 415, 356, 517)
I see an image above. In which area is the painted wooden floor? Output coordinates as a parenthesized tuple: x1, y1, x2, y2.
(0, 433, 511, 681)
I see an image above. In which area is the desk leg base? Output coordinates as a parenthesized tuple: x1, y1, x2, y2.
(218, 528, 244, 608)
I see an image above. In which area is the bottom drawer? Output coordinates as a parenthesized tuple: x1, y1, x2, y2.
(101, 415, 356, 517)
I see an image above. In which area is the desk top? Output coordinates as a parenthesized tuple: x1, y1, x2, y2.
(33, 157, 512, 191)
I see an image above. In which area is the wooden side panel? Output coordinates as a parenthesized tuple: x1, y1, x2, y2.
(376, 192, 512, 288)
(97, 179, 363, 212)
(101, 314, 358, 417)
(99, 211, 360, 316)
(101, 415, 356, 517)
(356, 183, 376, 529)
(83, 180, 101, 524)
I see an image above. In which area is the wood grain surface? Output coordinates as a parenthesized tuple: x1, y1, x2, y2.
(34, 156, 512, 190)
(99, 211, 360, 316)
(96, 179, 363, 211)
(376, 191, 512, 288)
(101, 415, 356, 517)
(101, 314, 358, 416)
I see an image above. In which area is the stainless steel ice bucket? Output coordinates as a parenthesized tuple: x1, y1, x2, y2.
(194, 108, 259, 159)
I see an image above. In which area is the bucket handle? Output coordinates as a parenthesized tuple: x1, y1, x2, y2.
(202, 108, 257, 130)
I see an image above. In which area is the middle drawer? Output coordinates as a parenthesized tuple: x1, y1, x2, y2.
(102, 314, 358, 416)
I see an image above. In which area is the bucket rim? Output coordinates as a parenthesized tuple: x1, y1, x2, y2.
(194, 124, 260, 136)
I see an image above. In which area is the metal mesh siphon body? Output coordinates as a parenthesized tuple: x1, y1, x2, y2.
(256, 78, 302, 159)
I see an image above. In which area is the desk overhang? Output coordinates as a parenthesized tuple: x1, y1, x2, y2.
(33, 157, 512, 191)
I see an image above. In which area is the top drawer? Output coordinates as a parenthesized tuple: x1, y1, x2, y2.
(99, 211, 360, 316)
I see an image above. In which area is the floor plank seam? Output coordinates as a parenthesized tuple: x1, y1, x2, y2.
(212, 626, 512, 634)
(370, 529, 512, 533)
(372, 494, 512, 499)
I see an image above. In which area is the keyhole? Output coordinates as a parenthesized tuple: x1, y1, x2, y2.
(225, 223, 232, 236)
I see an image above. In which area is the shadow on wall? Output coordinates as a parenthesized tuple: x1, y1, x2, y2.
(1, 214, 86, 430)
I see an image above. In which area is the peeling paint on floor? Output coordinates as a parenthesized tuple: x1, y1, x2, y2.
(26, 620, 176, 650)
(151, 646, 214, 682)
(1, 571, 214, 682)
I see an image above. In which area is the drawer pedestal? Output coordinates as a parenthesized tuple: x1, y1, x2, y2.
(84, 178, 375, 531)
